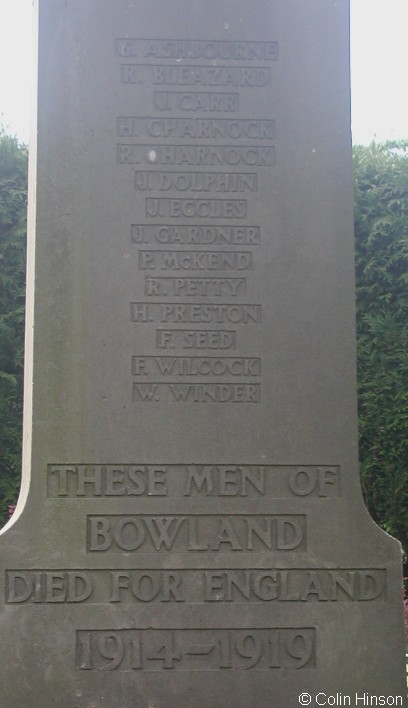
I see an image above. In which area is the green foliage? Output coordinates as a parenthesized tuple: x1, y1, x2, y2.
(0, 129, 28, 524)
(354, 141, 408, 551)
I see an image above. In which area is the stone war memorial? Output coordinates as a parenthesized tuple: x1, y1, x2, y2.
(0, 1, 406, 706)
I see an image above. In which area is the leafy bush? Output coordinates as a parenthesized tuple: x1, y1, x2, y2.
(354, 141, 408, 552)
(0, 129, 27, 523)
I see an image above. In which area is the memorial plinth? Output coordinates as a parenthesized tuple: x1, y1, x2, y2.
(0, 1, 405, 706)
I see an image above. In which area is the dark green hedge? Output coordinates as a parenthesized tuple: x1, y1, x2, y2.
(354, 142, 408, 552)
(0, 130, 27, 521)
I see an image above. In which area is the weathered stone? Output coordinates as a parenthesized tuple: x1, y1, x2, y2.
(0, 1, 405, 706)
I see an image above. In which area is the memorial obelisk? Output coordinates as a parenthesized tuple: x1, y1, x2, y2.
(0, 2, 405, 706)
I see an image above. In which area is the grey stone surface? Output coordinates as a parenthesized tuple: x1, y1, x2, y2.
(0, 1, 405, 706)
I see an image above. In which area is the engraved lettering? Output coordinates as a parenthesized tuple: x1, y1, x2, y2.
(131, 303, 261, 324)
(149, 65, 271, 87)
(132, 357, 261, 377)
(134, 171, 258, 193)
(184, 466, 264, 497)
(136, 383, 261, 403)
(131, 225, 261, 246)
(48, 465, 168, 497)
(6, 568, 385, 604)
(47, 464, 341, 499)
(118, 144, 274, 166)
(288, 467, 340, 497)
(144, 278, 247, 297)
(145, 197, 247, 219)
(109, 571, 184, 603)
(156, 330, 236, 350)
(77, 627, 314, 673)
(87, 515, 306, 552)
(139, 251, 252, 271)
(118, 117, 275, 140)
(153, 91, 239, 112)
(6, 571, 93, 603)
(145, 199, 248, 219)
(116, 39, 279, 62)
